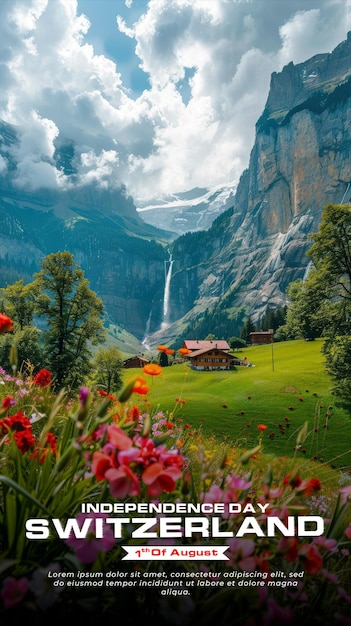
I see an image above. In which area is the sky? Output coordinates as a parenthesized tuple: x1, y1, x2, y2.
(1, 0, 351, 206)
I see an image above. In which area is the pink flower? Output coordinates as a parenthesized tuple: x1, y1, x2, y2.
(91, 450, 115, 481)
(65, 513, 116, 563)
(345, 524, 351, 539)
(226, 538, 256, 570)
(107, 424, 133, 450)
(105, 465, 141, 498)
(314, 536, 337, 552)
(339, 485, 351, 506)
(0, 576, 29, 608)
(262, 598, 294, 626)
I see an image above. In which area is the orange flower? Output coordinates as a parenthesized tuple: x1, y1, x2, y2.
(178, 348, 191, 355)
(132, 377, 150, 395)
(257, 424, 267, 431)
(142, 363, 162, 376)
(166, 349, 175, 355)
(0, 313, 14, 334)
(157, 345, 168, 352)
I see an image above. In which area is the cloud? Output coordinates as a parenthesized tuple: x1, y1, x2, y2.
(0, 0, 351, 203)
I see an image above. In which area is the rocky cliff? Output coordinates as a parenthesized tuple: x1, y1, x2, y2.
(149, 33, 351, 345)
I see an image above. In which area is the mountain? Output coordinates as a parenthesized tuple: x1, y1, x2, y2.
(144, 32, 351, 346)
(0, 129, 175, 343)
(136, 184, 236, 236)
(1, 33, 351, 351)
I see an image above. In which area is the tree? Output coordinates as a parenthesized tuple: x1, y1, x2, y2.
(307, 204, 351, 304)
(240, 316, 255, 344)
(33, 252, 106, 389)
(92, 346, 124, 393)
(0, 326, 44, 376)
(0, 279, 37, 330)
(286, 203, 351, 405)
(158, 350, 169, 367)
(229, 336, 246, 350)
(282, 278, 327, 340)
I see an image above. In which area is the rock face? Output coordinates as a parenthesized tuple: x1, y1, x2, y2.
(153, 33, 351, 343)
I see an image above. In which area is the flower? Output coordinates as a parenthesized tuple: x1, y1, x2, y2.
(1, 396, 15, 410)
(296, 477, 322, 496)
(33, 369, 52, 388)
(142, 462, 183, 497)
(132, 376, 150, 395)
(0, 577, 28, 608)
(79, 386, 89, 406)
(299, 543, 323, 574)
(0, 313, 14, 334)
(257, 424, 267, 431)
(178, 348, 191, 355)
(105, 465, 141, 498)
(157, 345, 168, 352)
(143, 363, 162, 376)
(65, 513, 116, 563)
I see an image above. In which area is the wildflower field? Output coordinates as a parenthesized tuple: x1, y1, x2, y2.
(0, 317, 350, 626)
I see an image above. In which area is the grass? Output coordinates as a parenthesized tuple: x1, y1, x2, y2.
(121, 339, 351, 472)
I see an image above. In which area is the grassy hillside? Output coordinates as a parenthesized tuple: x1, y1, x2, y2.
(122, 339, 351, 471)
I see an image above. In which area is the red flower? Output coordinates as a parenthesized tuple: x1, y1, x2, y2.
(283, 473, 302, 489)
(299, 544, 323, 574)
(0, 313, 14, 334)
(30, 432, 57, 463)
(14, 429, 36, 454)
(257, 424, 267, 431)
(33, 369, 52, 388)
(175, 397, 186, 404)
(0, 410, 32, 435)
(2, 396, 15, 410)
(142, 462, 183, 497)
(297, 477, 322, 496)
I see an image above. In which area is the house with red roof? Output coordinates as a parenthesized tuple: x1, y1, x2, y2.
(182, 339, 230, 352)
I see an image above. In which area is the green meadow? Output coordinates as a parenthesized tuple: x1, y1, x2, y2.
(122, 339, 351, 472)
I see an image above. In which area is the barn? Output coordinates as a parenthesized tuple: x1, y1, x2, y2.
(123, 355, 150, 368)
(250, 329, 274, 345)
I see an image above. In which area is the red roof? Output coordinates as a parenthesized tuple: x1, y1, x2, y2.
(183, 340, 230, 351)
(187, 347, 232, 358)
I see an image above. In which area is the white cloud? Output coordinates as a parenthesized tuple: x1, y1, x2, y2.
(0, 0, 351, 204)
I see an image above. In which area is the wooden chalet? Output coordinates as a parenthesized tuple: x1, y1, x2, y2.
(250, 329, 274, 345)
(187, 347, 233, 371)
(123, 355, 150, 369)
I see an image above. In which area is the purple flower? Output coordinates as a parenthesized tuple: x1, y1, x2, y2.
(65, 513, 116, 563)
(79, 386, 89, 407)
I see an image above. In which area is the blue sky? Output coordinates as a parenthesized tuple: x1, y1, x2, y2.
(77, 0, 150, 95)
(1, 0, 351, 204)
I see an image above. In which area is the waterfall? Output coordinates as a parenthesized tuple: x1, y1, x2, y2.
(303, 260, 313, 282)
(142, 308, 153, 350)
(341, 182, 350, 204)
(161, 252, 174, 329)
